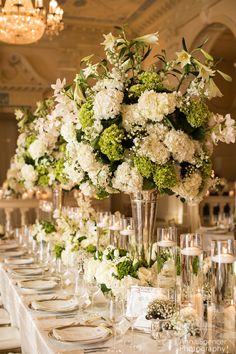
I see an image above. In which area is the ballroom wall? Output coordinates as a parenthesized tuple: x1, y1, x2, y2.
(0, 0, 236, 186)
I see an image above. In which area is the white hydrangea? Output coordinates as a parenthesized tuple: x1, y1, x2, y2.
(76, 142, 101, 174)
(136, 133, 170, 164)
(28, 139, 47, 160)
(146, 123, 168, 141)
(93, 77, 123, 92)
(172, 172, 202, 202)
(64, 161, 84, 185)
(88, 165, 111, 188)
(21, 164, 38, 188)
(138, 90, 176, 122)
(80, 182, 96, 197)
(112, 162, 143, 193)
(121, 104, 146, 133)
(93, 88, 123, 120)
(164, 129, 195, 163)
(60, 122, 76, 143)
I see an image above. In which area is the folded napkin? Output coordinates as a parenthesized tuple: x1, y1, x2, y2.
(0, 327, 21, 350)
(52, 325, 109, 342)
(18, 279, 57, 290)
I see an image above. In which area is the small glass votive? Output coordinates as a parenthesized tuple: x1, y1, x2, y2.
(156, 227, 177, 297)
(180, 233, 203, 305)
(119, 217, 134, 251)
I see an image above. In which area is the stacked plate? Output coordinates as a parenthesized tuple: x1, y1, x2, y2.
(49, 324, 112, 344)
(5, 257, 34, 265)
(18, 279, 58, 292)
(10, 267, 44, 277)
(29, 297, 78, 313)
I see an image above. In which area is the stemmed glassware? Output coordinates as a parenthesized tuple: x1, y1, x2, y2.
(125, 288, 142, 352)
(85, 278, 100, 313)
(108, 297, 124, 353)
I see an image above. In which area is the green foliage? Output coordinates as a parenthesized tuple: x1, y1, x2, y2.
(98, 124, 125, 161)
(157, 248, 172, 272)
(95, 187, 110, 199)
(134, 155, 154, 179)
(182, 100, 209, 128)
(154, 162, 177, 192)
(192, 256, 199, 275)
(100, 283, 111, 294)
(200, 158, 212, 179)
(79, 101, 94, 130)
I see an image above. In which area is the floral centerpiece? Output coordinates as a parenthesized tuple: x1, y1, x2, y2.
(49, 27, 235, 203)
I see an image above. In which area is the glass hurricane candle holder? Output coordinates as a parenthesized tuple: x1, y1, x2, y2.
(119, 217, 134, 251)
(211, 240, 236, 308)
(156, 227, 177, 299)
(180, 233, 203, 305)
(109, 214, 123, 248)
(96, 211, 111, 249)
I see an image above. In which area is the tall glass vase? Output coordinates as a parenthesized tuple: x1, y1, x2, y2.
(130, 190, 158, 266)
(52, 183, 62, 220)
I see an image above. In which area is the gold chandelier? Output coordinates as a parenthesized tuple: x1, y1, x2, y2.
(0, 0, 64, 45)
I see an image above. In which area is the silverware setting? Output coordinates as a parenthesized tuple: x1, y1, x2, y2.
(84, 346, 109, 353)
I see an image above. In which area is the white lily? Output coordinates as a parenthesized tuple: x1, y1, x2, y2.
(176, 50, 191, 68)
(101, 32, 117, 51)
(206, 78, 223, 99)
(134, 31, 159, 44)
(194, 60, 215, 80)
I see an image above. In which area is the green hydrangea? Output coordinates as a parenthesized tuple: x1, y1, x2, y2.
(116, 259, 137, 280)
(54, 160, 67, 183)
(98, 124, 125, 161)
(54, 241, 65, 259)
(25, 134, 36, 148)
(79, 101, 94, 130)
(41, 221, 56, 234)
(36, 164, 48, 176)
(38, 175, 49, 186)
(183, 100, 209, 128)
(134, 155, 154, 178)
(129, 72, 163, 98)
(154, 162, 177, 191)
(86, 244, 97, 253)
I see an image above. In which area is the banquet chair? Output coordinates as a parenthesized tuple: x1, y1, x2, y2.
(0, 326, 21, 354)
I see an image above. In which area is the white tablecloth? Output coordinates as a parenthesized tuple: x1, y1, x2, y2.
(0, 265, 182, 354)
(1, 261, 236, 354)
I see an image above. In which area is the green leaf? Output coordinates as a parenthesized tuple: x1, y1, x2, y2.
(182, 38, 188, 52)
(81, 54, 94, 64)
(199, 49, 213, 61)
(217, 70, 232, 82)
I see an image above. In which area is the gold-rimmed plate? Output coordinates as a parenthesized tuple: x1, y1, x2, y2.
(48, 324, 112, 344)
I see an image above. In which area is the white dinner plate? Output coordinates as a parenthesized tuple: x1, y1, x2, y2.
(1, 250, 26, 258)
(18, 279, 57, 291)
(5, 257, 34, 265)
(50, 324, 111, 343)
(0, 242, 18, 251)
(30, 297, 78, 313)
(11, 267, 44, 276)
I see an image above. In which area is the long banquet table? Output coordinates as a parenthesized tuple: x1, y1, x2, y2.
(0, 257, 169, 354)
(0, 243, 236, 354)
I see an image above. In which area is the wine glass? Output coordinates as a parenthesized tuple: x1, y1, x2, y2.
(125, 288, 142, 352)
(108, 297, 124, 353)
(85, 279, 100, 313)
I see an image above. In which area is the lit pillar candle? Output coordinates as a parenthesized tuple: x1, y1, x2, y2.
(193, 289, 203, 319)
